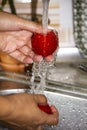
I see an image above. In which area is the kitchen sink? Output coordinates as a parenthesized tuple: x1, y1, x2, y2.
(0, 87, 87, 130)
(0, 61, 87, 130)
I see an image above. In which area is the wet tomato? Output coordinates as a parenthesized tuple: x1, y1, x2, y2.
(38, 104, 52, 114)
(31, 30, 59, 57)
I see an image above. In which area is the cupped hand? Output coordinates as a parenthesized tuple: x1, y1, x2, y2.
(0, 30, 54, 64)
(1, 93, 59, 130)
(0, 30, 35, 63)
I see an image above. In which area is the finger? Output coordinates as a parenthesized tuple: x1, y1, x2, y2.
(19, 46, 34, 57)
(9, 50, 33, 64)
(45, 106, 59, 126)
(33, 55, 43, 62)
(45, 55, 54, 62)
(20, 20, 43, 33)
(34, 94, 48, 105)
(46, 114, 59, 126)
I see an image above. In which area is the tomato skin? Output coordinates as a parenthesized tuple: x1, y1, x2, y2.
(38, 104, 52, 114)
(31, 30, 59, 57)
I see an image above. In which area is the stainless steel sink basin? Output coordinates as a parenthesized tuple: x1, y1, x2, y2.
(44, 90, 87, 130)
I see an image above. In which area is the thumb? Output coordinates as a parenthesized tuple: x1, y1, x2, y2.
(34, 94, 48, 105)
(19, 19, 43, 33)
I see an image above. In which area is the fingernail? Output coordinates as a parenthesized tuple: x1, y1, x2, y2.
(34, 55, 43, 62)
(25, 58, 33, 64)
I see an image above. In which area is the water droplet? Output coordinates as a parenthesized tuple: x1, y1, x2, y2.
(72, 108, 75, 112)
(81, 118, 83, 121)
(78, 109, 81, 113)
(62, 117, 65, 121)
(51, 125, 57, 129)
(85, 110, 87, 115)
(67, 123, 71, 127)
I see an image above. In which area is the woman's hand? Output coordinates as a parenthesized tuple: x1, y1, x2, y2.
(0, 11, 53, 63)
(0, 93, 59, 130)
(0, 30, 38, 63)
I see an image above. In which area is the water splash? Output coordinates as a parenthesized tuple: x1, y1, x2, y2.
(30, 59, 54, 94)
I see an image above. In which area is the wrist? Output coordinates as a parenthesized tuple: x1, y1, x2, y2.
(0, 96, 13, 120)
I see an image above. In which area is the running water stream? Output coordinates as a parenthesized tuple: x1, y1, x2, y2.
(42, 0, 50, 33)
(29, 0, 58, 129)
(30, 0, 51, 94)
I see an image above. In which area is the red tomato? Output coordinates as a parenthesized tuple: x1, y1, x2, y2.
(38, 104, 52, 114)
(31, 30, 59, 57)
